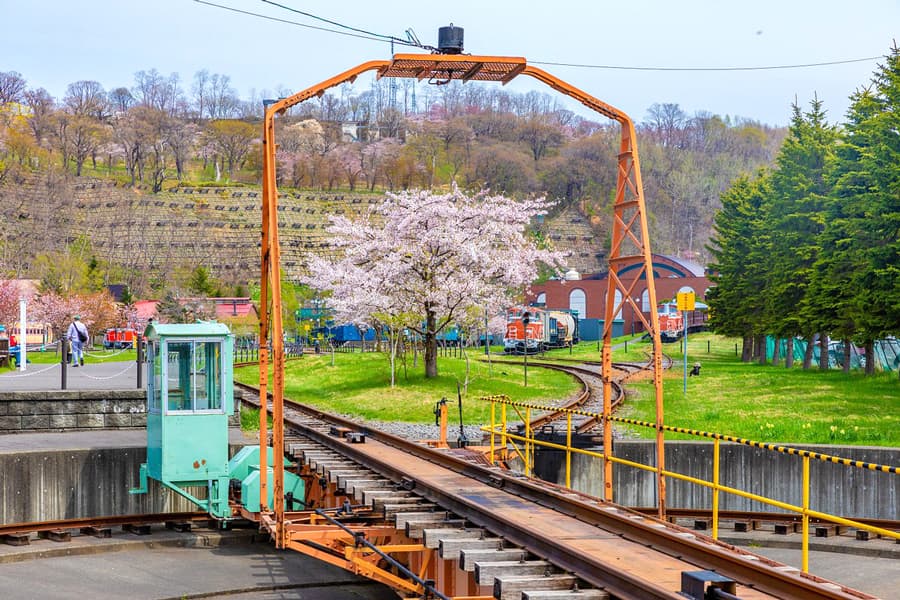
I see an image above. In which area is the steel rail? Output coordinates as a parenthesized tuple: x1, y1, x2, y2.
(235, 383, 872, 600)
(0, 512, 210, 537)
(494, 360, 624, 433)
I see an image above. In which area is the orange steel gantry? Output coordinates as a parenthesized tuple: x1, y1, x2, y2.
(257, 53, 668, 549)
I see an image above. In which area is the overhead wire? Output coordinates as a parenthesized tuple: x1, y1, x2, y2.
(194, 0, 884, 73)
(192, 0, 420, 47)
(530, 56, 882, 72)
(258, 0, 433, 49)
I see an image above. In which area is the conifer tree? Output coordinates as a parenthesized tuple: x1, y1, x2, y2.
(813, 46, 900, 374)
(768, 98, 837, 368)
(706, 172, 772, 361)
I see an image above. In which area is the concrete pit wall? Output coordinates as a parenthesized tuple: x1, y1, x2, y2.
(535, 441, 900, 520)
(0, 446, 203, 523)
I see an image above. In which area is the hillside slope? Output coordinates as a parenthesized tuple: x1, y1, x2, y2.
(0, 176, 604, 289)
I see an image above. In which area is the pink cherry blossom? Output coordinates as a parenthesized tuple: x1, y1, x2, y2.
(304, 186, 568, 377)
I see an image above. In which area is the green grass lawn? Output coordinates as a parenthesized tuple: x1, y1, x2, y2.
(530, 335, 651, 362)
(234, 350, 580, 425)
(617, 333, 900, 446)
(17, 332, 893, 447)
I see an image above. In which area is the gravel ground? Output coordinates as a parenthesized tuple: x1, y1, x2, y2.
(343, 417, 488, 445)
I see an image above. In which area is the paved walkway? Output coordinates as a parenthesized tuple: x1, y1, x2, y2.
(0, 359, 143, 392)
(0, 428, 255, 454)
(0, 526, 398, 600)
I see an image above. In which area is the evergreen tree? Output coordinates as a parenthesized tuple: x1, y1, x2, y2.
(187, 265, 217, 297)
(119, 285, 134, 306)
(767, 98, 837, 367)
(156, 290, 189, 324)
(706, 172, 773, 361)
(813, 47, 900, 374)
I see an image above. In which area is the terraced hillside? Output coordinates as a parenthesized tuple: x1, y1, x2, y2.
(0, 175, 605, 284)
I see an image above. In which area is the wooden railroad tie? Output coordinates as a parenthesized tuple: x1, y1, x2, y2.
(2, 533, 31, 546)
(38, 529, 72, 543)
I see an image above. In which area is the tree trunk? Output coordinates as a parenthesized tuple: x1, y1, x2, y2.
(865, 340, 875, 375)
(756, 335, 767, 365)
(424, 310, 438, 378)
(785, 338, 794, 369)
(772, 338, 781, 366)
(802, 334, 815, 369)
(389, 333, 397, 387)
(462, 345, 470, 393)
(741, 336, 753, 362)
(842, 338, 852, 374)
(818, 334, 829, 370)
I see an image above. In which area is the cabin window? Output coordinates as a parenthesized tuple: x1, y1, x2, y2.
(148, 341, 162, 413)
(164, 339, 224, 413)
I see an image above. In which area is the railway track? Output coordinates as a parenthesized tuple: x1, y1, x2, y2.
(486, 355, 665, 435)
(234, 381, 876, 600)
(0, 512, 212, 543)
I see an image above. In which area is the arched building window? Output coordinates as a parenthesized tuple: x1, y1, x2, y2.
(535, 292, 546, 305)
(641, 289, 650, 311)
(569, 289, 586, 319)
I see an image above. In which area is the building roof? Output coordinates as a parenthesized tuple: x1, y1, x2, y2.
(144, 321, 232, 339)
(133, 300, 159, 321)
(656, 254, 706, 277)
(577, 253, 706, 280)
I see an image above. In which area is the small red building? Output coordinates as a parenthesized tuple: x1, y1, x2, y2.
(528, 254, 711, 336)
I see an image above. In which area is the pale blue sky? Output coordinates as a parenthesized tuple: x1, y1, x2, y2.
(2, 0, 897, 126)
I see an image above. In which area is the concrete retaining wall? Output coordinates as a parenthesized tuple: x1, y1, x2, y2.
(535, 441, 900, 520)
(0, 391, 147, 432)
(0, 390, 242, 432)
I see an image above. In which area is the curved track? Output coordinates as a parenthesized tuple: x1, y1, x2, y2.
(486, 354, 668, 435)
(234, 381, 876, 600)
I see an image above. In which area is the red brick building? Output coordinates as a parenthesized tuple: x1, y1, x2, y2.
(528, 254, 711, 335)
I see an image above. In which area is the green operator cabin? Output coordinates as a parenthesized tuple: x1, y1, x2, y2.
(130, 321, 302, 519)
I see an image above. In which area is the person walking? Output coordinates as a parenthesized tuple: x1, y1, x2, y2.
(66, 315, 89, 367)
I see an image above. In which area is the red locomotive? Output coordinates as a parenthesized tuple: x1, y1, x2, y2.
(658, 301, 707, 342)
(104, 327, 137, 349)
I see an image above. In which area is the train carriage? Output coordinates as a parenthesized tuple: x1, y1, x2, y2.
(503, 307, 579, 354)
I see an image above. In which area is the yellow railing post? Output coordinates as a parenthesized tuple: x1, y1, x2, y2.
(525, 407, 532, 476)
(712, 438, 720, 539)
(490, 400, 496, 464)
(802, 455, 810, 573)
(501, 404, 507, 460)
(566, 412, 573, 489)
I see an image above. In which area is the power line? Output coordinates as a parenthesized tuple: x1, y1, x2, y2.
(194, 0, 883, 73)
(192, 0, 419, 47)
(259, 0, 426, 49)
(531, 56, 882, 72)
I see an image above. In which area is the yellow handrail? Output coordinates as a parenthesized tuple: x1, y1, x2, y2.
(479, 395, 900, 573)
